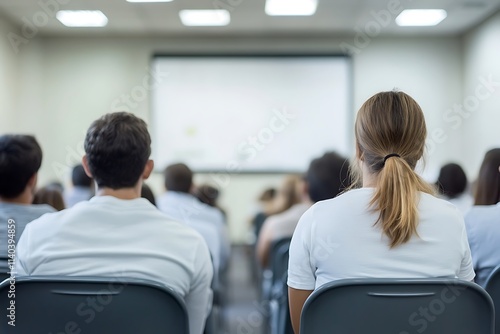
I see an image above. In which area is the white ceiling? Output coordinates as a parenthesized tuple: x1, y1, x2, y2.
(0, 0, 499, 37)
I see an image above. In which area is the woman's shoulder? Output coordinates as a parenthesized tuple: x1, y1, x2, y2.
(310, 188, 374, 216)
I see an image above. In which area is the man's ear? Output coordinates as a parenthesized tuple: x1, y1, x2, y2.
(142, 160, 154, 180)
(82, 155, 93, 178)
(27, 173, 38, 192)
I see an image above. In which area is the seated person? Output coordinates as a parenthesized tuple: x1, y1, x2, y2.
(15, 112, 213, 334)
(251, 187, 277, 239)
(465, 148, 500, 286)
(157, 163, 230, 274)
(33, 184, 66, 211)
(64, 164, 93, 207)
(436, 163, 473, 215)
(193, 184, 227, 221)
(287, 91, 474, 333)
(0, 135, 55, 258)
(256, 152, 350, 268)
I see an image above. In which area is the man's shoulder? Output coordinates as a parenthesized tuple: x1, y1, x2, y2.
(0, 203, 55, 223)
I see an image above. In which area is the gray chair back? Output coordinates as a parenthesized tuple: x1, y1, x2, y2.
(270, 237, 291, 288)
(0, 257, 9, 282)
(485, 265, 500, 334)
(0, 276, 189, 334)
(300, 278, 494, 334)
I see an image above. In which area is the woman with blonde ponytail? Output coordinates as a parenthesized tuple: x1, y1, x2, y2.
(288, 91, 475, 333)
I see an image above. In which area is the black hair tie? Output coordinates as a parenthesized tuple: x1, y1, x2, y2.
(383, 153, 401, 165)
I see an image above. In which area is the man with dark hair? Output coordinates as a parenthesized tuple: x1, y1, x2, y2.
(158, 163, 230, 276)
(0, 135, 55, 258)
(164, 163, 193, 193)
(64, 164, 93, 207)
(306, 152, 350, 202)
(256, 151, 350, 267)
(16, 112, 213, 334)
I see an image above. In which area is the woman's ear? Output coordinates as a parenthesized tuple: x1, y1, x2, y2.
(356, 143, 364, 161)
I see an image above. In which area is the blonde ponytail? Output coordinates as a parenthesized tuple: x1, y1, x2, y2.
(354, 91, 435, 248)
(371, 156, 434, 248)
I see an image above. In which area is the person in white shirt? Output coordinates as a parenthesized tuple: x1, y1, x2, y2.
(157, 163, 231, 274)
(465, 148, 500, 286)
(15, 112, 213, 334)
(0, 135, 55, 259)
(436, 163, 473, 215)
(287, 91, 475, 333)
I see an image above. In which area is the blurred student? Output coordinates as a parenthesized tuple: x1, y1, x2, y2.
(251, 187, 277, 239)
(270, 175, 302, 216)
(0, 135, 55, 258)
(287, 91, 474, 333)
(194, 184, 226, 220)
(15, 112, 213, 334)
(64, 164, 93, 207)
(33, 185, 66, 211)
(436, 163, 473, 215)
(257, 153, 349, 268)
(157, 163, 230, 274)
(141, 183, 156, 206)
(464, 148, 500, 286)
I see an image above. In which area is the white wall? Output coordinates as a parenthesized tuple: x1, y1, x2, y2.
(4, 32, 466, 242)
(462, 11, 500, 178)
(0, 19, 20, 133)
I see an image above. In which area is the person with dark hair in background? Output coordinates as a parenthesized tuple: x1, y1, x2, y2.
(64, 164, 93, 207)
(15, 112, 213, 334)
(256, 152, 350, 268)
(141, 183, 156, 206)
(288, 91, 474, 332)
(436, 163, 473, 215)
(33, 185, 66, 211)
(157, 163, 230, 275)
(465, 148, 500, 286)
(251, 187, 277, 240)
(0, 135, 55, 258)
(194, 184, 226, 220)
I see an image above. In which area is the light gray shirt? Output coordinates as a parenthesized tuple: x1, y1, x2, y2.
(465, 204, 500, 286)
(0, 202, 55, 258)
(157, 191, 230, 273)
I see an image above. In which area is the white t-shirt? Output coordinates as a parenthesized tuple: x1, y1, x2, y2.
(288, 188, 475, 291)
(15, 196, 213, 334)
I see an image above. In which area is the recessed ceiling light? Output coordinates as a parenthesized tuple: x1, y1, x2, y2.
(265, 0, 317, 16)
(56, 10, 108, 27)
(395, 9, 447, 26)
(127, 0, 173, 2)
(179, 10, 230, 27)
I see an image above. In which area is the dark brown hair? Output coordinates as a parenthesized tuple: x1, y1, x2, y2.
(164, 163, 193, 193)
(84, 112, 151, 189)
(474, 148, 500, 206)
(0, 135, 42, 198)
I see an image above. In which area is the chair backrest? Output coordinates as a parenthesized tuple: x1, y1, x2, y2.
(0, 257, 9, 282)
(485, 265, 500, 334)
(270, 237, 291, 287)
(300, 278, 494, 334)
(0, 276, 189, 334)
